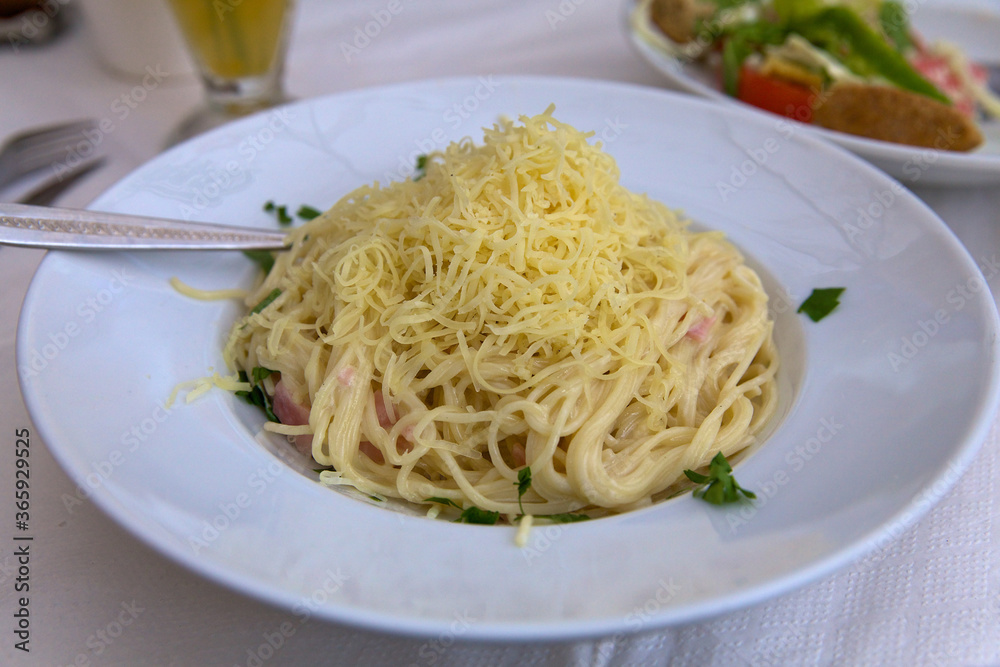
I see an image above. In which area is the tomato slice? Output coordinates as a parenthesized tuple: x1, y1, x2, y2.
(736, 65, 816, 123)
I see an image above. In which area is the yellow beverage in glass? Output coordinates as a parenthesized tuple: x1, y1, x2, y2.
(168, 0, 291, 79)
(167, 0, 294, 117)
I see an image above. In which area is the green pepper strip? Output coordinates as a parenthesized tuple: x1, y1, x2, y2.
(791, 7, 948, 103)
(878, 0, 913, 53)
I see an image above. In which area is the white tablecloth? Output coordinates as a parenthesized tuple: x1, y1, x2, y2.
(1, 1, 999, 665)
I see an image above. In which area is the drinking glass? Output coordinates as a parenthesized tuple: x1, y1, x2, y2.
(165, 0, 295, 144)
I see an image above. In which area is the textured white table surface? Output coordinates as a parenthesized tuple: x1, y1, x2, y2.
(1, 1, 999, 665)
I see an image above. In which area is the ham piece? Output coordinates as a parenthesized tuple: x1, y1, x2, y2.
(272, 379, 313, 455)
(271, 379, 411, 462)
(685, 316, 715, 342)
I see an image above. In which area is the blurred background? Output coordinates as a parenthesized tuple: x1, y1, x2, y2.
(0, 0, 671, 209)
(1, 1, 999, 665)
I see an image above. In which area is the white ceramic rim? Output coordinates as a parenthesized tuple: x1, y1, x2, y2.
(17, 75, 1000, 641)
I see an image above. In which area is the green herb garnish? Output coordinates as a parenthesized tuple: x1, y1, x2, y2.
(536, 513, 591, 523)
(425, 496, 461, 509)
(425, 497, 500, 524)
(250, 288, 282, 315)
(516, 466, 532, 515)
(296, 205, 322, 220)
(683, 452, 756, 505)
(251, 366, 276, 383)
(234, 370, 278, 422)
(242, 249, 275, 275)
(264, 200, 322, 227)
(263, 200, 293, 225)
(797, 287, 845, 322)
(414, 154, 428, 180)
(458, 506, 500, 525)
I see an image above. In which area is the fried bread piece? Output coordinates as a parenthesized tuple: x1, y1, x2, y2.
(812, 82, 983, 151)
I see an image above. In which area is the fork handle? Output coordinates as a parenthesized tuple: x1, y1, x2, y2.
(0, 203, 290, 250)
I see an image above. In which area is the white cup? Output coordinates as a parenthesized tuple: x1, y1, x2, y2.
(77, 0, 193, 80)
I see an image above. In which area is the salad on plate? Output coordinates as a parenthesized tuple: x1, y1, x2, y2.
(640, 0, 1000, 151)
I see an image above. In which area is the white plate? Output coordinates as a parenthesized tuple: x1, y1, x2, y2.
(17, 76, 1000, 641)
(627, 0, 1000, 187)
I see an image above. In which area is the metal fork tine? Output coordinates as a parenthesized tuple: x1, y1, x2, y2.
(12, 137, 84, 173)
(10, 120, 97, 155)
(12, 128, 91, 154)
(3, 120, 95, 155)
(2, 119, 97, 150)
(16, 156, 106, 206)
(0, 119, 99, 186)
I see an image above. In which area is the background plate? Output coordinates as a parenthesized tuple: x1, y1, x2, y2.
(627, 0, 1000, 187)
(17, 76, 1000, 641)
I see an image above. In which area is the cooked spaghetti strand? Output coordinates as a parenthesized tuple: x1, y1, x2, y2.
(224, 107, 779, 516)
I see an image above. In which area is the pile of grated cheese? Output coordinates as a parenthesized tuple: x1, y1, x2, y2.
(273, 105, 691, 396)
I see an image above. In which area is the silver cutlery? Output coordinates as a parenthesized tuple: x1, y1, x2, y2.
(13, 157, 106, 206)
(0, 120, 106, 206)
(0, 203, 289, 251)
(0, 119, 98, 190)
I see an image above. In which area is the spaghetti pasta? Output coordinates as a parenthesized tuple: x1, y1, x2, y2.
(224, 107, 778, 518)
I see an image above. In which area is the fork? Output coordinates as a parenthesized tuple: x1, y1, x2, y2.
(0, 119, 99, 190)
(0, 202, 289, 250)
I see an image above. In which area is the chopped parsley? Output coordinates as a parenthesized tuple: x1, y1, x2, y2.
(425, 497, 501, 524)
(242, 249, 275, 275)
(296, 204, 322, 220)
(264, 200, 323, 225)
(536, 513, 591, 523)
(797, 287, 845, 322)
(458, 506, 500, 525)
(427, 481, 589, 525)
(683, 452, 756, 505)
(428, 488, 591, 524)
(250, 288, 282, 315)
(516, 466, 532, 515)
(235, 368, 278, 422)
(426, 496, 461, 509)
(251, 366, 275, 383)
(263, 200, 293, 225)
(414, 154, 428, 180)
